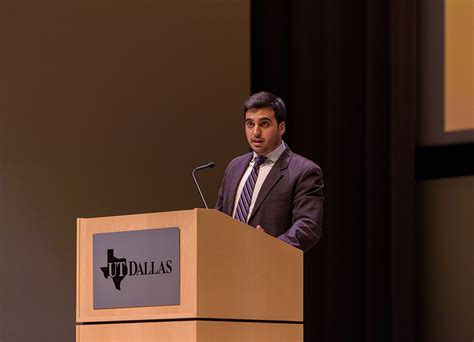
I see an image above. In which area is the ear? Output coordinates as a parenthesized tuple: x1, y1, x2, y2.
(279, 121, 286, 136)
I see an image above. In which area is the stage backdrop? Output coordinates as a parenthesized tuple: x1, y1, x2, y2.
(0, 1, 249, 341)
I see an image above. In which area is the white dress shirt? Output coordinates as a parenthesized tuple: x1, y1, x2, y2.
(232, 141, 287, 222)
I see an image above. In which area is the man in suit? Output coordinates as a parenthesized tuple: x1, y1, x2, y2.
(216, 91, 324, 252)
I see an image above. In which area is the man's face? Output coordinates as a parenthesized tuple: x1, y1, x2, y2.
(245, 107, 286, 156)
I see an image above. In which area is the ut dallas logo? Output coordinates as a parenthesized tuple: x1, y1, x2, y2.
(100, 249, 128, 290)
(100, 249, 173, 290)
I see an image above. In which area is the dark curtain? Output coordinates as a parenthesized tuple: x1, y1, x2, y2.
(251, 0, 417, 341)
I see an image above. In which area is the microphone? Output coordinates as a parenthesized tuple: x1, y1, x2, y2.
(192, 162, 215, 209)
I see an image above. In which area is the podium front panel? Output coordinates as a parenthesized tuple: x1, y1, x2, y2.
(77, 210, 198, 322)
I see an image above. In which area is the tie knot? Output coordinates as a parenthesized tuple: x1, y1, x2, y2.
(254, 156, 267, 167)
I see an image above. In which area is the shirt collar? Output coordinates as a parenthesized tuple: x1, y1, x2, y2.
(252, 140, 286, 164)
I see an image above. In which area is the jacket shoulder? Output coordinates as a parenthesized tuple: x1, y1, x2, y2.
(286, 151, 322, 174)
(226, 151, 253, 169)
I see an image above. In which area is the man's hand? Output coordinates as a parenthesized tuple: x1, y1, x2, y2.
(256, 225, 266, 233)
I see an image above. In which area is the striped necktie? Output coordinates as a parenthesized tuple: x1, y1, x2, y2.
(234, 156, 267, 223)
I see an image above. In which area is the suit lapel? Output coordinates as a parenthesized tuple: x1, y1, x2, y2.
(225, 153, 253, 214)
(249, 148, 292, 221)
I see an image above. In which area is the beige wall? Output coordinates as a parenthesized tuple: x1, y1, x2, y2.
(417, 176, 474, 342)
(444, 0, 473, 132)
(0, 1, 249, 340)
(418, 0, 474, 145)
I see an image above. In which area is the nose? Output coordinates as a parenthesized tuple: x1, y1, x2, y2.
(253, 125, 261, 137)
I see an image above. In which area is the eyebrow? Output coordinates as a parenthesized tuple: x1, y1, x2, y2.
(246, 117, 272, 122)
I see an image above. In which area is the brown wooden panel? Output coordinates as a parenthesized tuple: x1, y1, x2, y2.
(77, 321, 197, 341)
(76, 321, 303, 341)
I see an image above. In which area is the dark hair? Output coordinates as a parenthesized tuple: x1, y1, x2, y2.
(242, 91, 287, 123)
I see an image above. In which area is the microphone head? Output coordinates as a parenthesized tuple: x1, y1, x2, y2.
(207, 162, 216, 168)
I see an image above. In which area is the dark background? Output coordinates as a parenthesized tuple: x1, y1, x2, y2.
(251, 0, 472, 341)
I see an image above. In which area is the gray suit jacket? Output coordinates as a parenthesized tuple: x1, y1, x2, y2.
(215, 146, 324, 252)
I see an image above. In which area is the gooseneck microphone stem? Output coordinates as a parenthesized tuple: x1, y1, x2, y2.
(192, 162, 215, 209)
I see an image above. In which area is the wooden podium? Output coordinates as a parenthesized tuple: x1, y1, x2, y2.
(76, 209, 303, 341)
